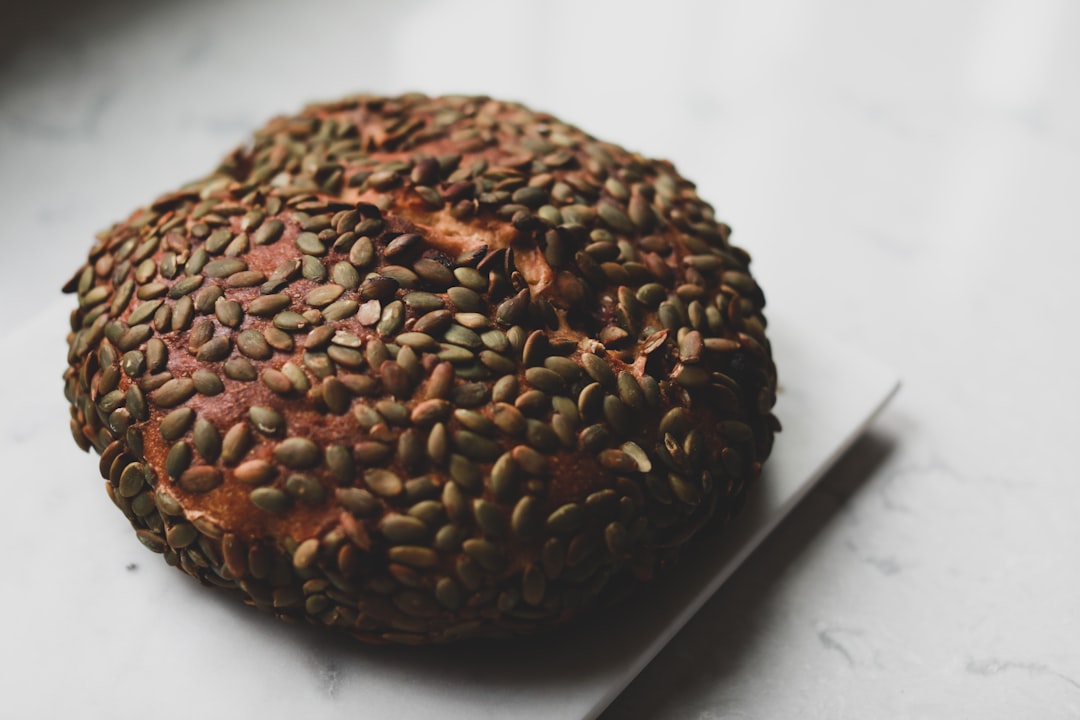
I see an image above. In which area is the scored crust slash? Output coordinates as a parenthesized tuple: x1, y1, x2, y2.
(61, 94, 780, 645)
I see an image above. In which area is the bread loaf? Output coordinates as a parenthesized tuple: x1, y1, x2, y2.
(62, 94, 778, 644)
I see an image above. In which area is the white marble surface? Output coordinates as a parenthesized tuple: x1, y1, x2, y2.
(1, 0, 1078, 717)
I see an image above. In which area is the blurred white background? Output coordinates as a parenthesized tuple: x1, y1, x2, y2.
(2, 0, 1079, 717)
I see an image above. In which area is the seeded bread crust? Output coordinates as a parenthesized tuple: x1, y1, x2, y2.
(62, 94, 779, 644)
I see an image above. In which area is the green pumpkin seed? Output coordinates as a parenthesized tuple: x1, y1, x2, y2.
(285, 474, 325, 505)
(221, 423, 252, 464)
(250, 487, 290, 513)
(365, 468, 403, 497)
(159, 407, 194, 441)
(274, 437, 321, 469)
(178, 466, 221, 494)
(249, 406, 285, 436)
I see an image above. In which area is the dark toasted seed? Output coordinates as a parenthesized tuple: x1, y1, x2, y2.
(285, 474, 325, 505)
(250, 487, 290, 513)
(261, 368, 292, 394)
(221, 423, 252, 464)
(380, 514, 429, 545)
(337, 487, 379, 517)
(178, 466, 221, 494)
(234, 460, 274, 485)
(152, 378, 195, 408)
(427, 423, 448, 465)
(249, 406, 285, 436)
(547, 503, 584, 535)
(253, 219, 284, 245)
(160, 407, 194, 441)
(495, 289, 530, 327)
(365, 468, 403, 497)
(580, 353, 616, 387)
(275, 437, 321, 469)
(385, 233, 420, 258)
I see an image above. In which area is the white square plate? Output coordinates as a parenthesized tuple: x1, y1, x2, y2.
(0, 302, 898, 719)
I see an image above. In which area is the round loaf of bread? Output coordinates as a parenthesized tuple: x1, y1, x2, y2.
(62, 94, 778, 644)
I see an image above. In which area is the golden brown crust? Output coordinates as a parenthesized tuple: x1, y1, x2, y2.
(62, 94, 778, 643)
